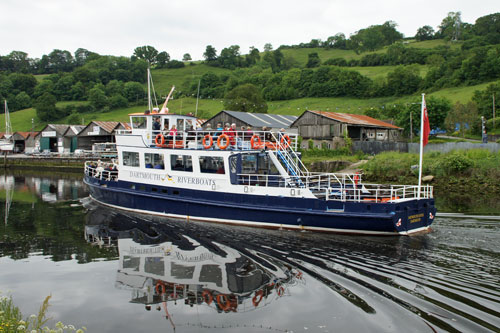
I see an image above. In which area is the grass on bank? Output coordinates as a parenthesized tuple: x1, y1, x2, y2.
(0, 293, 85, 333)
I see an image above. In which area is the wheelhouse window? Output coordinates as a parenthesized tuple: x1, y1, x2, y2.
(241, 153, 278, 175)
(199, 156, 225, 174)
(131, 116, 147, 129)
(170, 154, 193, 172)
(122, 151, 140, 167)
(145, 153, 164, 169)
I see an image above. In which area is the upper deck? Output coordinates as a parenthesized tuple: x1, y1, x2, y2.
(116, 111, 299, 152)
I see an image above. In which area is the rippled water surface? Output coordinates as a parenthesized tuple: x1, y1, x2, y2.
(0, 172, 499, 332)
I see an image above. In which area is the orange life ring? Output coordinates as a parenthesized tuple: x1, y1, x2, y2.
(216, 294, 231, 311)
(155, 281, 166, 295)
(280, 135, 291, 148)
(277, 286, 285, 297)
(155, 134, 165, 146)
(202, 290, 213, 305)
(217, 134, 230, 150)
(202, 134, 213, 149)
(250, 134, 262, 149)
(252, 290, 264, 307)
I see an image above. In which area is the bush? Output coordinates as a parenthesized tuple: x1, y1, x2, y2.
(438, 152, 474, 174)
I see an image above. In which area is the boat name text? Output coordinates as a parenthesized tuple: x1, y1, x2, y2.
(408, 213, 424, 223)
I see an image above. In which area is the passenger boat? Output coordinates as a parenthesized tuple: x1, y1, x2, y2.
(84, 108, 436, 236)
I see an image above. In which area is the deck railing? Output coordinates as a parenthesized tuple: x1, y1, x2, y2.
(236, 171, 433, 202)
(84, 161, 118, 182)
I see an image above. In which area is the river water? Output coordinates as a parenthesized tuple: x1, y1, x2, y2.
(0, 172, 499, 333)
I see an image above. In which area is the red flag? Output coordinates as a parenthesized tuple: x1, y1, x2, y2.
(422, 97, 430, 146)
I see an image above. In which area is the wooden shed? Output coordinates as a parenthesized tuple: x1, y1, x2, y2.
(76, 121, 130, 150)
(290, 110, 402, 148)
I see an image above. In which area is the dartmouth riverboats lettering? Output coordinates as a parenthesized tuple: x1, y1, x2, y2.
(129, 171, 162, 181)
(408, 213, 424, 223)
(176, 176, 216, 186)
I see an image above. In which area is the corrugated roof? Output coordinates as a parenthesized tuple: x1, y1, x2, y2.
(91, 121, 121, 134)
(120, 122, 131, 130)
(222, 111, 297, 129)
(307, 110, 401, 129)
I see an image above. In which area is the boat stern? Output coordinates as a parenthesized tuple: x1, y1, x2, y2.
(392, 198, 436, 235)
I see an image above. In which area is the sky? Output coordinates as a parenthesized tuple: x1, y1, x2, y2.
(1, 0, 498, 61)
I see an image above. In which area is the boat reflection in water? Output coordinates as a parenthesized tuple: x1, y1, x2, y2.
(84, 206, 304, 326)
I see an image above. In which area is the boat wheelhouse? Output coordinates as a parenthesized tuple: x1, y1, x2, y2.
(84, 110, 436, 235)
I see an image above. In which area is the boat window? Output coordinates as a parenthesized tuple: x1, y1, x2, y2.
(199, 264, 222, 287)
(122, 151, 140, 167)
(131, 116, 147, 129)
(145, 153, 164, 169)
(177, 118, 185, 131)
(258, 154, 279, 175)
(144, 257, 164, 275)
(170, 154, 193, 172)
(163, 119, 169, 131)
(242, 154, 257, 173)
(123, 256, 140, 271)
(171, 262, 195, 279)
(199, 156, 225, 174)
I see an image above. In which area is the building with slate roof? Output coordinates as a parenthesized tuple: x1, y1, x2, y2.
(290, 110, 402, 149)
(202, 110, 298, 132)
(12, 131, 39, 153)
(36, 124, 74, 153)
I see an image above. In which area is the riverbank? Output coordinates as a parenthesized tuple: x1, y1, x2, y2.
(1, 154, 98, 172)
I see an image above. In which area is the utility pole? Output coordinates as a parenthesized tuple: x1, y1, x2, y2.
(410, 111, 413, 142)
(493, 93, 496, 130)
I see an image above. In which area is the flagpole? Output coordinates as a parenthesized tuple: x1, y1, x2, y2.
(418, 93, 425, 199)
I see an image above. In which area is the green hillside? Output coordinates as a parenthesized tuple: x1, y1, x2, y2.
(4, 79, 497, 132)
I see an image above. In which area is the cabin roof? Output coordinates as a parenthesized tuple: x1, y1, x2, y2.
(128, 112, 197, 118)
(291, 110, 402, 129)
(206, 110, 297, 129)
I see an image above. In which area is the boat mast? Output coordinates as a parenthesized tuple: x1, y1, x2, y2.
(4, 100, 11, 138)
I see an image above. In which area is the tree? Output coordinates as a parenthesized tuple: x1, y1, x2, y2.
(325, 33, 347, 49)
(306, 53, 321, 68)
(182, 53, 192, 62)
(203, 45, 217, 62)
(156, 51, 170, 68)
(245, 47, 260, 66)
(445, 102, 479, 136)
(415, 25, 435, 41)
(218, 45, 241, 69)
(224, 83, 268, 113)
(13, 91, 31, 110)
(349, 21, 403, 53)
(34, 92, 58, 121)
(74, 48, 99, 66)
(133, 46, 159, 65)
(472, 82, 500, 119)
(109, 94, 128, 109)
(46, 49, 74, 72)
(438, 12, 462, 40)
(8, 73, 37, 96)
(386, 65, 421, 95)
(88, 86, 108, 110)
(123, 81, 145, 103)
(263, 43, 273, 52)
(34, 80, 55, 98)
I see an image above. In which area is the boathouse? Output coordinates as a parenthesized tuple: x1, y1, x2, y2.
(37, 124, 76, 153)
(290, 110, 403, 149)
(202, 110, 298, 132)
(76, 121, 130, 150)
(62, 125, 85, 153)
(11, 132, 39, 153)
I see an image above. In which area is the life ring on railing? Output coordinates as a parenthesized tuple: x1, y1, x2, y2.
(276, 285, 285, 297)
(155, 281, 166, 295)
(250, 134, 262, 149)
(155, 134, 165, 146)
(280, 135, 291, 148)
(216, 294, 231, 311)
(217, 134, 230, 150)
(202, 290, 213, 305)
(252, 290, 264, 307)
(202, 134, 213, 149)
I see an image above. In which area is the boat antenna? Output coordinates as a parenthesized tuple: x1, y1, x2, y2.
(160, 86, 175, 114)
(147, 65, 159, 111)
(195, 79, 201, 117)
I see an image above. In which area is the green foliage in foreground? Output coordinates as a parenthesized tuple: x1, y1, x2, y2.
(362, 149, 500, 182)
(0, 293, 86, 332)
